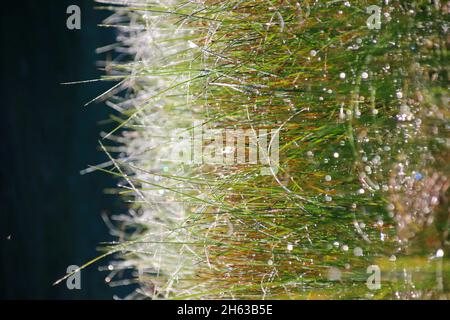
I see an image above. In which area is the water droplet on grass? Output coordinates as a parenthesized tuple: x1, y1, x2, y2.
(354, 247, 363, 256)
(327, 267, 342, 281)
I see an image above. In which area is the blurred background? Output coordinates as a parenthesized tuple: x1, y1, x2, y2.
(0, 0, 126, 299)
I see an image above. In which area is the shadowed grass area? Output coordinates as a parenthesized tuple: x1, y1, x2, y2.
(80, 0, 449, 299)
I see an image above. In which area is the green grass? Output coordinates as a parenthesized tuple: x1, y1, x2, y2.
(71, 0, 450, 299)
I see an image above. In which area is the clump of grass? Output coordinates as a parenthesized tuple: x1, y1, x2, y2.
(91, 0, 449, 299)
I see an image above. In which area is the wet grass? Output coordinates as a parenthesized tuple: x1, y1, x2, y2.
(67, 0, 450, 299)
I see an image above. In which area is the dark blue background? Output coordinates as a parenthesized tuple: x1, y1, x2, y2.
(0, 0, 127, 299)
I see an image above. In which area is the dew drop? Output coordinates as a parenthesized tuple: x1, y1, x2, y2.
(327, 267, 342, 281)
(354, 247, 363, 257)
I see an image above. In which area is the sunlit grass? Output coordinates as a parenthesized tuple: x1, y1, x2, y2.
(70, 0, 450, 299)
